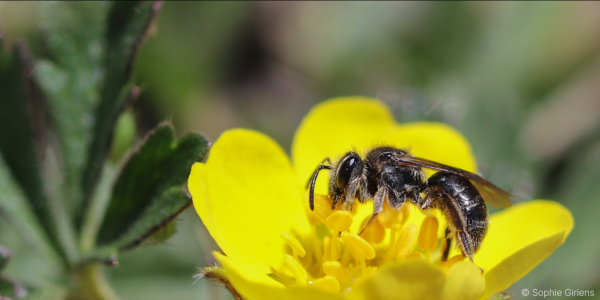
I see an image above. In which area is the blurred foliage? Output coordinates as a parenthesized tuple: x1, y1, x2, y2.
(0, 1, 209, 299)
(2, 1, 600, 299)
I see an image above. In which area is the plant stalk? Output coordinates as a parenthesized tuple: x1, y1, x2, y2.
(72, 263, 119, 300)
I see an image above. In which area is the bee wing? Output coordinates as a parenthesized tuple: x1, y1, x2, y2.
(392, 155, 513, 208)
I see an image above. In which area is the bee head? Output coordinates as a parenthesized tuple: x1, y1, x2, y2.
(330, 152, 364, 205)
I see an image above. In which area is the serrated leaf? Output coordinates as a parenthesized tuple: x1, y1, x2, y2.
(0, 44, 48, 232)
(111, 187, 189, 250)
(0, 154, 63, 275)
(144, 215, 178, 245)
(0, 44, 68, 264)
(81, 1, 161, 216)
(97, 123, 209, 248)
(35, 1, 109, 213)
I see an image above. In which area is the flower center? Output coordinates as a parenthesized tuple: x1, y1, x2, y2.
(279, 194, 464, 294)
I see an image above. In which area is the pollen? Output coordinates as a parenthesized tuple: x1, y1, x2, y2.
(341, 232, 376, 261)
(281, 195, 464, 294)
(418, 215, 439, 253)
(310, 194, 335, 224)
(359, 217, 385, 244)
(394, 223, 418, 260)
(281, 231, 306, 258)
(325, 210, 353, 232)
(377, 202, 404, 228)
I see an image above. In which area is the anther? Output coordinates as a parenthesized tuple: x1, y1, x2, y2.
(405, 252, 424, 259)
(281, 232, 306, 258)
(325, 211, 353, 232)
(359, 217, 385, 244)
(376, 202, 404, 229)
(311, 194, 335, 224)
(394, 223, 418, 260)
(341, 232, 376, 261)
(312, 275, 340, 293)
(440, 255, 465, 273)
(284, 254, 307, 286)
(418, 216, 439, 253)
(323, 261, 350, 282)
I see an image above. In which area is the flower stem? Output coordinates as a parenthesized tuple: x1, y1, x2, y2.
(73, 263, 120, 300)
(80, 165, 118, 252)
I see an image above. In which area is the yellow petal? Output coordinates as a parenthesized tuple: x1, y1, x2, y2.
(291, 97, 395, 195)
(441, 261, 486, 300)
(474, 200, 573, 295)
(189, 129, 311, 275)
(384, 122, 477, 173)
(214, 252, 345, 300)
(349, 259, 445, 300)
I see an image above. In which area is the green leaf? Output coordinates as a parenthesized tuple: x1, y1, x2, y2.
(0, 246, 8, 272)
(0, 44, 49, 236)
(0, 276, 27, 299)
(97, 123, 209, 249)
(0, 153, 64, 275)
(0, 246, 27, 299)
(111, 187, 189, 250)
(143, 216, 178, 246)
(0, 44, 69, 265)
(81, 1, 161, 217)
(35, 1, 109, 213)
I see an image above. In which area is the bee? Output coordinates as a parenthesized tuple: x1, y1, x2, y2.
(308, 146, 513, 261)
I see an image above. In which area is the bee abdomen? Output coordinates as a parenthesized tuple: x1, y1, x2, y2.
(427, 172, 489, 255)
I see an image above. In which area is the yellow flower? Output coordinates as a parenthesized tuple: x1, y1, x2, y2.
(188, 97, 573, 300)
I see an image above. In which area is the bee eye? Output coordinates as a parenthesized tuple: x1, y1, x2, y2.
(336, 157, 357, 189)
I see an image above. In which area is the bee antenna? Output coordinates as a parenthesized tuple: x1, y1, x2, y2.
(308, 163, 331, 211)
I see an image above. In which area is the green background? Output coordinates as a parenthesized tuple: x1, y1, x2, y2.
(1, 2, 599, 299)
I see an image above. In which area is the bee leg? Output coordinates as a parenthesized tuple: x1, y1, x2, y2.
(359, 188, 387, 235)
(456, 230, 475, 262)
(331, 195, 340, 210)
(410, 189, 423, 207)
(441, 227, 451, 262)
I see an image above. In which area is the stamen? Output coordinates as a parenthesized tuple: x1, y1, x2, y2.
(284, 254, 307, 286)
(323, 261, 350, 282)
(341, 232, 376, 261)
(281, 232, 306, 258)
(330, 234, 341, 261)
(383, 225, 398, 263)
(405, 252, 423, 259)
(324, 234, 341, 262)
(394, 223, 418, 260)
(311, 227, 323, 263)
(440, 255, 465, 272)
(311, 194, 335, 224)
(402, 202, 412, 220)
(359, 217, 385, 244)
(323, 235, 332, 261)
(311, 275, 340, 293)
(376, 202, 404, 229)
(418, 216, 439, 256)
(325, 211, 353, 232)
(341, 232, 375, 279)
